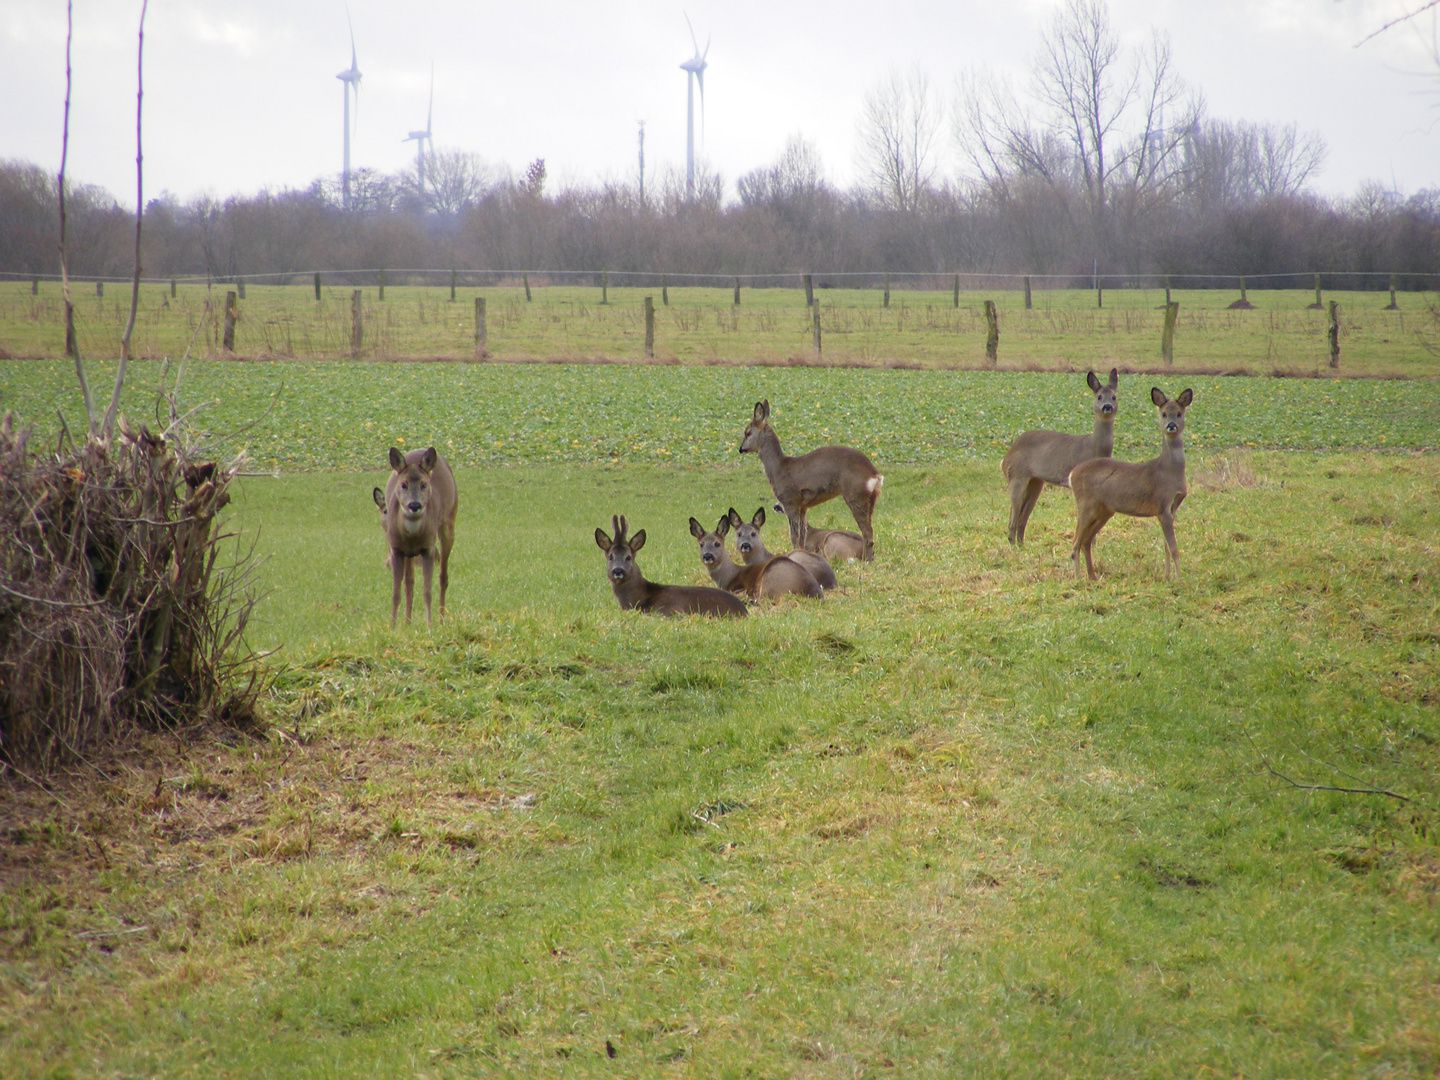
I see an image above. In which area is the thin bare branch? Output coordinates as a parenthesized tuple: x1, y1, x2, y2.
(58, 0, 94, 435)
(1357, 0, 1440, 46)
(109, 0, 149, 439)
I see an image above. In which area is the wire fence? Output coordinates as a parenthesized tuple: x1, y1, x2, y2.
(3, 269, 1437, 292)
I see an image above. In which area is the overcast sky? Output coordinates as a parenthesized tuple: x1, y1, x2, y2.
(2, 0, 1436, 204)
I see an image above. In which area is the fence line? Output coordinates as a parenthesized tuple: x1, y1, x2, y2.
(3, 269, 1436, 292)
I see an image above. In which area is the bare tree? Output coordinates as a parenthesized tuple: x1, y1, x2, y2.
(857, 67, 942, 211)
(116, 0, 147, 388)
(425, 149, 499, 216)
(1181, 119, 1327, 212)
(738, 135, 828, 207)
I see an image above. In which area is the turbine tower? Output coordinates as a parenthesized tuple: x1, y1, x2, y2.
(404, 63, 435, 197)
(679, 16, 709, 200)
(336, 12, 363, 210)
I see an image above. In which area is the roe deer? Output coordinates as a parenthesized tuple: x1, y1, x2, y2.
(769, 502, 867, 561)
(739, 400, 882, 560)
(1069, 387, 1193, 581)
(728, 507, 838, 591)
(378, 446, 458, 626)
(1002, 368, 1118, 545)
(596, 515, 747, 617)
(689, 515, 824, 600)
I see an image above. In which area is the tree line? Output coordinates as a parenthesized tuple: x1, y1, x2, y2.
(2, 0, 1436, 288)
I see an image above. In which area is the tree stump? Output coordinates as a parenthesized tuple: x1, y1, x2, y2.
(1328, 301, 1340, 368)
(350, 289, 363, 357)
(984, 300, 999, 366)
(222, 290, 238, 352)
(1162, 301, 1179, 365)
(474, 296, 487, 358)
(644, 295, 655, 359)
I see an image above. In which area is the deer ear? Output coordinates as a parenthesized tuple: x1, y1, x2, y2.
(630, 529, 646, 553)
(595, 528, 612, 552)
(1151, 387, 1168, 407)
(689, 517, 705, 539)
(752, 506, 766, 527)
(372, 487, 384, 508)
(388, 447, 404, 470)
(1087, 371, 1101, 392)
(1108, 367, 1118, 387)
(752, 401, 766, 424)
(716, 515, 730, 538)
(1177, 388, 1193, 408)
(727, 507, 744, 529)
(420, 447, 438, 471)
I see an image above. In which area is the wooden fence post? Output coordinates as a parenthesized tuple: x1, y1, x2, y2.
(378, 269, 385, 301)
(644, 295, 655, 359)
(812, 302, 822, 359)
(350, 289, 363, 357)
(236, 277, 246, 300)
(1097, 283, 1103, 308)
(222, 290, 238, 352)
(952, 273, 960, 308)
(96, 280, 103, 298)
(1328, 300, 1340, 368)
(601, 270, 609, 305)
(170, 278, 176, 298)
(883, 274, 890, 309)
(31, 278, 39, 296)
(803, 273, 814, 307)
(1240, 277, 1248, 304)
(449, 269, 456, 302)
(474, 296, 487, 358)
(524, 272, 532, 302)
(662, 276, 669, 306)
(1385, 275, 1399, 310)
(1023, 275, 1032, 310)
(1162, 301, 1179, 365)
(313, 272, 321, 301)
(1164, 276, 1171, 306)
(733, 277, 741, 305)
(984, 300, 999, 366)
(1310, 273, 1322, 309)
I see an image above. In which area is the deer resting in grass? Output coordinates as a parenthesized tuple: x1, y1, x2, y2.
(596, 515, 747, 617)
(768, 501, 867, 561)
(690, 515, 824, 600)
(375, 446, 457, 626)
(1068, 387, 1193, 581)
(739, 400, 882, 560)
(1001, 368, 1118, 545)
(728, 507, 838, 591)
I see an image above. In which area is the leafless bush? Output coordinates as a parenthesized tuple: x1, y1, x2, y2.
(0, 406, 268, 771)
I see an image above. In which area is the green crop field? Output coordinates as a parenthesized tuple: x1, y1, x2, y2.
(2, 359, 1438, 1077)
(2, 280, 1437, 376)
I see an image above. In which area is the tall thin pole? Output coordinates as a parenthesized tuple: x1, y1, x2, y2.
(685, 73, 695, 199)
(342, 81, 351, 209)
(59, 0, 94, 435)
(118, 0, 147, 374)
(638, 121, 646, 206)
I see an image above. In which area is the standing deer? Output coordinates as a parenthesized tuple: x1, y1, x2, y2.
(1001, 369, 1118, 546)
(739, 400, 882, 560)
(1069, 387, 1193, 581)
(596, 515, 747, 617)
(689, 514, 824, 600)
(376, 446, 457, 625)
(728, 507, 838, 590)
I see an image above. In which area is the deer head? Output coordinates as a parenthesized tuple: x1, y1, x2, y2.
(596, 514, 646, 585)
(738, 400, 771, 454)
(1088, 368, 1118, 418)
(689, 514, 731, 569)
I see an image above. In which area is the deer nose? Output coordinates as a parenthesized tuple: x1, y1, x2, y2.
(407, 501, 422, 513)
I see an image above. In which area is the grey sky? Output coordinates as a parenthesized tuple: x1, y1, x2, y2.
(2, 0, 1436, 203)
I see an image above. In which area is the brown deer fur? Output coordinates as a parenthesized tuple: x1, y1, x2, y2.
(689, 515, 824, 600)
(377, 446, 457, 626)
(595, 515, 747, 617)
(728, 507, 838, 590)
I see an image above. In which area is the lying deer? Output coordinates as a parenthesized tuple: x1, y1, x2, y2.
(1001, 368, 1118, 545)
(739, 400, 882, 560)
(769, 502, 867, 561)
(596, 515, 747, 617)
(374, 446, 457, 626)
(690, 515, 824, 600)
(728, 507, 838, 591)
(1069, 387, 1193, 581)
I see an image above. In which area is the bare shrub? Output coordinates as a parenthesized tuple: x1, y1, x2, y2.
(1194, 449, 1263, 492)
(0, 408, 267, 771)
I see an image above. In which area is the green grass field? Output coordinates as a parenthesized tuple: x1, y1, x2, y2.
(2, 281, 1436, 376)
(1, 361, 1438, 1077)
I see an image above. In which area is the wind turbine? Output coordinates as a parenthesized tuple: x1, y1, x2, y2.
(404, 63, 435, 197)
(336, 10, 363, 210)
(679, 15, 709, 200)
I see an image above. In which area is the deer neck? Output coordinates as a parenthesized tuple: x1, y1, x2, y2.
(1091, 413, 1115, 458)
(755, 428, 788, 482)
(611, 572, 650, 610)
(1159, 430, 1186, 476)
(705, 550, 743, 590)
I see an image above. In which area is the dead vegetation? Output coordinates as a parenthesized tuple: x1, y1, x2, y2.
(0, 405, 266, 772)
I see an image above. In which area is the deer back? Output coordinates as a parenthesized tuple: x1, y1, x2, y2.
(1069, 387, 1190, 519)
(1002, 369, 1117, 486)
(740, 399, 879, 509)
(730, 507, 836, 589)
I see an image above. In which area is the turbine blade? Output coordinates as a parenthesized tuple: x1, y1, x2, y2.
(702, 34, 710, 61)
(685, 12, 699, 54)
(697, 68, 705, 144)
(427, 62, 434, 133)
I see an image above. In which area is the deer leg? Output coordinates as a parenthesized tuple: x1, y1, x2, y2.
(843, 491, 877, 561)
(1011, 476, 1045, 546)
(1159, 511, 1180, 580)
(390, 550, 405, 627)
(438, 533, 451, 620)
(783, 505, 807, 551)
(1082, 508, 1114, 580)
(421, 550, 435, 625)
(403, 555, 415, 623)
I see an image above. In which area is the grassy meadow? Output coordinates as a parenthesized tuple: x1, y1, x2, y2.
(1, 279, 1437, 376)
(1, 359, 1438, 1077)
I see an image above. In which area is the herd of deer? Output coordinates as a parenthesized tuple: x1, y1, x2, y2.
(374, 380, 1194, 624)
